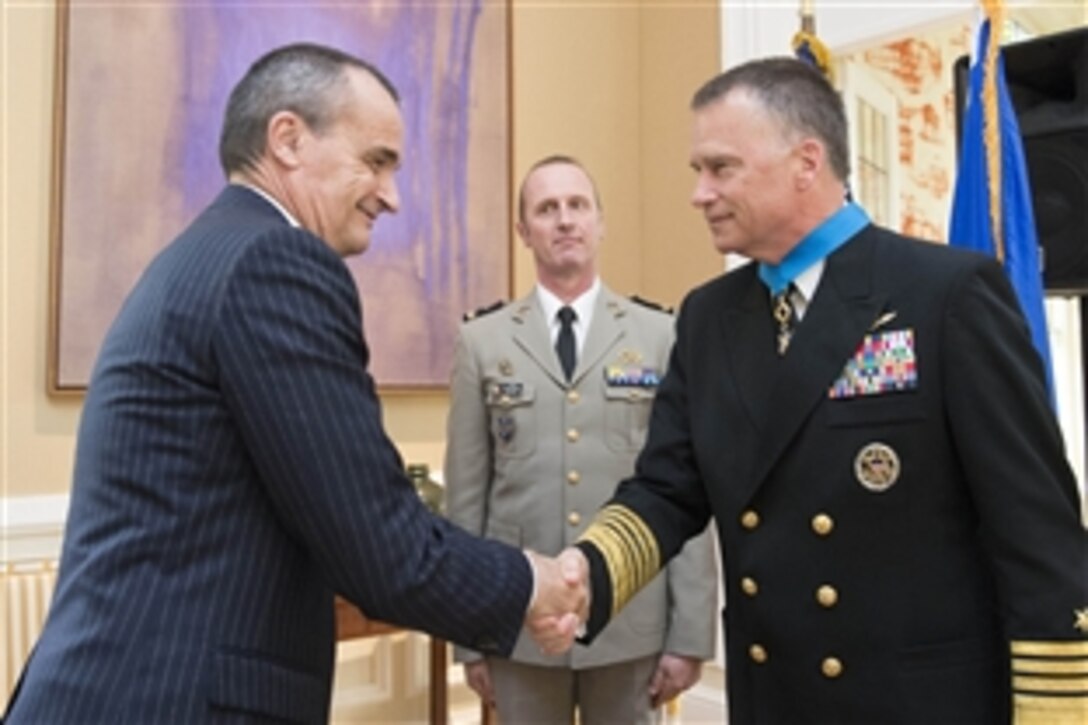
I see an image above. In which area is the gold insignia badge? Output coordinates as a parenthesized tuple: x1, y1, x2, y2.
(1075, 607, 1088, 634)
(869, 310, 898, 331)
(498, 358, 514, 376)
(618, 349, 642, 365)
(854, 442, 901, 492)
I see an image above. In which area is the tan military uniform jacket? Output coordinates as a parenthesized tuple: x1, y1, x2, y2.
(445, 285, 717, 668)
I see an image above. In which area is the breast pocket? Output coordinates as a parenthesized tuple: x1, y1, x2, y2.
(486, 382, 537, 459)
(825, 391, 925, 428)
(603, 386, 656, 453)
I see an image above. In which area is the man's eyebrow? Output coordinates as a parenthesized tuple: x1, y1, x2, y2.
(366, 147, 401, 169)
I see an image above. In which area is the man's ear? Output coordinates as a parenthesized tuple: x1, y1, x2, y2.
(794, 137, 825, 190)
(515, 220, 529, 246)
(266, 110, 306, 168)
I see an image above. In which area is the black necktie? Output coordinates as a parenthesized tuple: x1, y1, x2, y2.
(772, 285, 799, 356)
(556, 306, 577, 380)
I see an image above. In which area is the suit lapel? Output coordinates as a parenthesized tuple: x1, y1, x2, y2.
(511, 288, 627, 387)
(510, 295, 567, 385)
(746, 230, 888, 501)
(721, 272, 780, 430)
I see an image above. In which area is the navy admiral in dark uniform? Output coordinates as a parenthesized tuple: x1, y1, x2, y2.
(567, 58, 1088, 724)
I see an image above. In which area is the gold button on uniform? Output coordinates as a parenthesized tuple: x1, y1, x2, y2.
(567, 390, 580, 404)
(566, 428, 580, 443)
(567, 511, 581, 526)
(821, 657, 844, 678)
(749, 644, 768, 664)
(811, 513, 834, 536)
(740, 510, 761, 530)
(816, 585, 839, 608)
(567, 470, 581, 485)
(740, 577, 759, 596)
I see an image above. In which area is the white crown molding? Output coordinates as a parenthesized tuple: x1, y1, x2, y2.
(1, 494, 68, 565)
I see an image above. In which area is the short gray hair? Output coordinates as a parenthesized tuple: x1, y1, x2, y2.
(692, 57, 850, 181)
(218, 42, 398, 176)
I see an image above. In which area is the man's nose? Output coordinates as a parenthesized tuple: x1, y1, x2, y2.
(690, 176, 714, 208)
(380, 175, 400, 214)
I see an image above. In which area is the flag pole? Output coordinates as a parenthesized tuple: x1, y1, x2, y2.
(792, 0, 831, 81)
(981, 0, 1006, 261)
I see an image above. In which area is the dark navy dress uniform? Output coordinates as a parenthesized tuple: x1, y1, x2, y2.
(577, 224, 1088, 724)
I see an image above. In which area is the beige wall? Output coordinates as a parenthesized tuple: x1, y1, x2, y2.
(0, 1, 721, 498)
(4, 4, 85, 499)
(512, 1, 723, 305)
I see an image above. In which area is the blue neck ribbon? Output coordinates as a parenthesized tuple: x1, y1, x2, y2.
(758, 202, 870, 294)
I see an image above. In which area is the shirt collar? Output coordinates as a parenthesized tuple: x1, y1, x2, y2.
(792, 260, 824, 305)
(536, 277, 601, 330)
(234, 183, 301, 227)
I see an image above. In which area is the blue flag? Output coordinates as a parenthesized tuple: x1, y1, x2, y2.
(949, 16, 1055, 399)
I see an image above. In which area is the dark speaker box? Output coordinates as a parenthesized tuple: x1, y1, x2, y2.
(954, 26, 1088, 294)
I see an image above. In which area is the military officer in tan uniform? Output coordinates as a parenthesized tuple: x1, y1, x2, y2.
(445, 155, 717, 724)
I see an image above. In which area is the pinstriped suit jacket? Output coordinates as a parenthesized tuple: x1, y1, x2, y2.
(5, 185, 532, 724)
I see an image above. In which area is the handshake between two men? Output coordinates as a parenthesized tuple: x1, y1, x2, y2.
(523, 548, 591, 655)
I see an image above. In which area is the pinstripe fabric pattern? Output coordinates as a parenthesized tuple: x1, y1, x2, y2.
(5, 185, 532, 724)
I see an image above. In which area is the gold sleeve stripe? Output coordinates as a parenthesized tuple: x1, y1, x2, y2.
(1014, 658, 1088, 675)
(598, 506, 658, 615)
(1013, 694, 1088, 725)
(608, 509, 654, 593)
(1011, 641, 1088, 657)
(577, 504, 661, 617)
(1013, 675, 1088, 693)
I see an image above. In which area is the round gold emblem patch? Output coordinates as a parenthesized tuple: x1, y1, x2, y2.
(853, 442, 900, 492)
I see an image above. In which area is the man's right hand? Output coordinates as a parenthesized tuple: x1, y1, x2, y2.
(524, 548, 589, 655)
(463, 660, 495, 707)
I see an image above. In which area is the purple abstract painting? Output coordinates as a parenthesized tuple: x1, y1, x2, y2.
(51, 0, 509, 391)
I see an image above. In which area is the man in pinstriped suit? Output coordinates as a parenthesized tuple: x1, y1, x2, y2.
(445, 157, 717, 724)
(4, 43, 585, 724)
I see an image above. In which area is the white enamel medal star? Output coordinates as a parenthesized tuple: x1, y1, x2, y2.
(1075, 607, 1088, 634)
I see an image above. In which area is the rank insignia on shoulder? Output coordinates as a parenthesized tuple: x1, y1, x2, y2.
(605, 364, 661, 388)
(462, 300, 506, 322)
(829, 328, 917, 399)
(629, 295, 674, 314)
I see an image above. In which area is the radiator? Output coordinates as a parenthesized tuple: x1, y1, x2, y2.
(1, 561, 57, 711)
